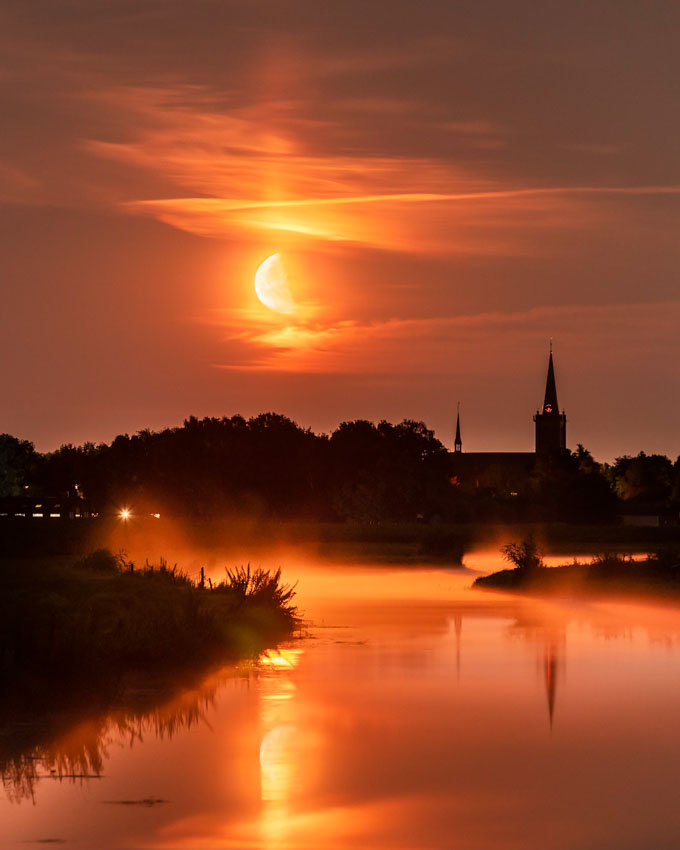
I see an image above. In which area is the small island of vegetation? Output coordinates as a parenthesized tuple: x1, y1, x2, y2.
(0, 551, 300, 802)
(474, 536, 680, 601)
(0, 550, 299, 689)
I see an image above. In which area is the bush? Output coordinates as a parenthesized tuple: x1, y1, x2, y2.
(221, 565, 298, 616)
(501, 536, 544, 571)
(75, 549, 119, 574)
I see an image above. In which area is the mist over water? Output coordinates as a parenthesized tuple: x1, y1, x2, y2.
(3, 533, 680, 850)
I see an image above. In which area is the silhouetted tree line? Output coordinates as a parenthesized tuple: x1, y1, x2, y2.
(1, 419, 679, 523)
(0, 435, 35, 499)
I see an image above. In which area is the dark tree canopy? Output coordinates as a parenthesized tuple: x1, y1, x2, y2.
(0, 434, 38, 498)
(610, 453, 674, 502)
(2, 415, 676, 524)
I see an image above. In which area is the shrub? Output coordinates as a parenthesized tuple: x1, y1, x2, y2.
(501, 535, 544, 571)
(75, 549, 119, 574)
(221, 565, 297, 614)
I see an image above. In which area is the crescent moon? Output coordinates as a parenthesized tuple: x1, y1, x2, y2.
(254, 254, 296, 315)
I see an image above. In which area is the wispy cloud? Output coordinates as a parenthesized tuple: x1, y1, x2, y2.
(132, 184, 680, 214)
(125, 184, 680, 250)
(211, 300, 680, 373)
(78, 87, 680, 251)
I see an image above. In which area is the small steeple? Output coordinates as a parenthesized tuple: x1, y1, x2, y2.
(542, 340, 559, 414)
(454, 402, 462, 453)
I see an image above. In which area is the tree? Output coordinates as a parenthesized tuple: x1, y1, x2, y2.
(0, 434, 37, 497)
(328, 418, 451, 522)
(611, 453, 673, 502)
(672, 456, 680, 503)
(574, 443, 598, 475)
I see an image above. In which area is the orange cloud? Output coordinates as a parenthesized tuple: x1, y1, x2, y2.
(126, 185, 680, 252)
(69, 83, 680, 258)
(210, 300, 680, 374)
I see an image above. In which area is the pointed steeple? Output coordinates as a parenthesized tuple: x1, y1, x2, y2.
(454, 402, 462, 453)
(542, 340, 559, 414)
(534, 341, 567, 455)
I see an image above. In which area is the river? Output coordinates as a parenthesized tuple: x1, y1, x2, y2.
(3, 546, 680, 849)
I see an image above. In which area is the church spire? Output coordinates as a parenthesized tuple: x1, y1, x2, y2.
(534, 342, 567, 455)
(454, 402, 462, 453)
(542, 341, 559, 414)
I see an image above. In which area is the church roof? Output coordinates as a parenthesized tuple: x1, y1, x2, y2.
(451, 452, 535, 473)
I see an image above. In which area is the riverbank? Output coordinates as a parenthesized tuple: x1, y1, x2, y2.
(474, 551, 680, 601)
(3, 516, 680, 563)
(0, 550, 299, 686)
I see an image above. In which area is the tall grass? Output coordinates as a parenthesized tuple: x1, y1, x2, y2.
(221, 564, 297, 607)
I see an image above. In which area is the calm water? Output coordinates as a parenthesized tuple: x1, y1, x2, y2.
(4, 548, 680, 849)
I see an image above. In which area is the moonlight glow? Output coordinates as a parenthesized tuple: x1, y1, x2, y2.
(254, 254, 296, 315)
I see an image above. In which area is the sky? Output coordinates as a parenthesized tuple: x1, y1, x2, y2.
(1, 0, 679, 460)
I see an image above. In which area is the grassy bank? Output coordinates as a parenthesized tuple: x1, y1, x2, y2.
(474, 550, 680, 601)
(0, 550, 299, 685)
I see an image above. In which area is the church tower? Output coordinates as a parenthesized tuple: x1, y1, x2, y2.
(454, 403, 462, 453)
(534, 344, 566, 456)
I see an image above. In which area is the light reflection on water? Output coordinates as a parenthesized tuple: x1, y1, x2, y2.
(258, 648, 303, 849)
(3, 553, 680, 849)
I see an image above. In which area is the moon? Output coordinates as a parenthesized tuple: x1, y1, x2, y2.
(254, 254, 296, 315)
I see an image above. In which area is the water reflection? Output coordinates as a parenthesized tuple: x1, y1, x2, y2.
(5, 562, 680, 849)
(504, 615, 567, 728)
(258, 649, 303, 805)
(0, 666, 243, 804)
(544, 638, 562, 728)
(453, 612, 462, 679)
(257, 648, 303, 848)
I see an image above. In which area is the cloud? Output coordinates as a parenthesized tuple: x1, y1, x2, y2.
(76, 82, 680, 253)
(211, 300, 680, 374)
(123, 184, 680, 252)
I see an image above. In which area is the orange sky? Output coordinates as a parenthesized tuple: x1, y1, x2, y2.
(1, 1, 679, 459)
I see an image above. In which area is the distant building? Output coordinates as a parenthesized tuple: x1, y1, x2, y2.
(451, 346, 568, 490)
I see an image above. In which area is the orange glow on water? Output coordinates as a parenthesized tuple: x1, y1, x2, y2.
(6, 552, 680, 849)
(259, 649, 302, 669)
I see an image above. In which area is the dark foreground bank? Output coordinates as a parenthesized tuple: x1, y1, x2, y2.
(0, 550, 299, 685)
(474, 551, 680, 601)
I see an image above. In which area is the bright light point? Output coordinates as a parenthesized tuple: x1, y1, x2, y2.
(119, 508, 131, 520)
(151, 512, 161, 519)
(254, 254, 296, 315)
